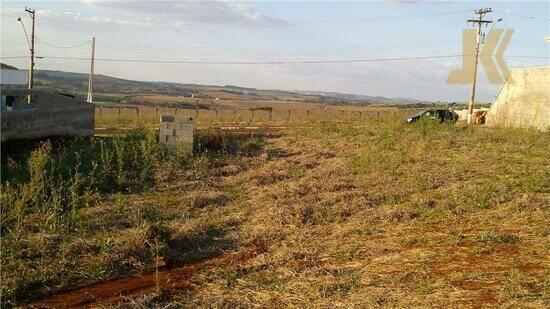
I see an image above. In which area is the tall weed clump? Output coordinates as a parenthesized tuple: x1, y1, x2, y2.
(0, 128, 179, 235)
(0, 128, 202, 303)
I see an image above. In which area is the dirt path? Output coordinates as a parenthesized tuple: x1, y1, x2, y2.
(26, 246, 265, 308)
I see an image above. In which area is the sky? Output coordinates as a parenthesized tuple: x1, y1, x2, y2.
(1, 0, 548, 102)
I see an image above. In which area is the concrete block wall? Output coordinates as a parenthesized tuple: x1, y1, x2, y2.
(486, 67, 550, 130)
(1, 90, 95, 141)
(159, 115, 194, 149)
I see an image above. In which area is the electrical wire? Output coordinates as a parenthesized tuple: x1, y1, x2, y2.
(496, 11, 550, 22)
(35, 37, 91, 48)
(1, 54, 546, 65)
(35, 9, 472, 28)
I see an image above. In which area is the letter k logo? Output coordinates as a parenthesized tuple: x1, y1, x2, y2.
(447, 29, 514, 84)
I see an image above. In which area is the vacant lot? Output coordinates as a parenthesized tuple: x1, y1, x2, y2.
(1, 117, 548, 307)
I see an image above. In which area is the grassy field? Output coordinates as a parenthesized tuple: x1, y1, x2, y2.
(1, 114, 548, 307)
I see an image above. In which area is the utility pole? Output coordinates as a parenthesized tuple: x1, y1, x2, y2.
(87, 37, 95, 103)
(466, 8, 492, 125)
(26, 7, 36, 102)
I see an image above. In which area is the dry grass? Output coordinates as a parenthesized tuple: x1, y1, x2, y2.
(3, 115, 549, 307)
(94, 102, 414, 128)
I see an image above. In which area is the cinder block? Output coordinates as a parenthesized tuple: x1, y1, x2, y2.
(159, 114, 194, 148)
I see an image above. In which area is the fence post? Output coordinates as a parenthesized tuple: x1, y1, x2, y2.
(175, 107, 178, 116)
(269, 109, 273, 121)
(136, 108, 140, 118)
(288, 109, 292, 121)
(156, 107, 159, 118)
(215, 109, 219, 121)
(251, 110, 255, 123)
(118, 107, 121, 115)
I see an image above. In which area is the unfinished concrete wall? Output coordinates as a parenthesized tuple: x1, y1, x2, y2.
(486, 67, 550, 130)
(159, 115, 194, 149)
(1, 89, 94, 141)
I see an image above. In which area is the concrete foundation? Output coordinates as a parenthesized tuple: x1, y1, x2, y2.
(485, 67, 550, 130)
(1, 89, 94, 141)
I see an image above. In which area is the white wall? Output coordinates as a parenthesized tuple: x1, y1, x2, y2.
(0, 69, 28, 85)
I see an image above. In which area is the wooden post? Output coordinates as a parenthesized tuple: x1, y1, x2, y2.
(233, 109, 237, 122)
(156, 107, 159, 118)
(215, 109, 219, 121)
(288, 109, 292, 120)
(175, 107, 178, 116)
(136, 108, 140, 118)
(251, 110, 255, 122)
(377, 111, 380, 117)
(118, 107, 121, 115)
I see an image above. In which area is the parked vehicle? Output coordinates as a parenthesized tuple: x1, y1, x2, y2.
(405, 108, 459, 124)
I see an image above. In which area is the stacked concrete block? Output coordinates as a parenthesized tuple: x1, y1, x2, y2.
(159, 115, 194, 149)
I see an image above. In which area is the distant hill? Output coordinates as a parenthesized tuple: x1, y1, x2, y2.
(295, 90, 422, 105)
(1, 63, 19, 70)
(15, 68, 427, 105)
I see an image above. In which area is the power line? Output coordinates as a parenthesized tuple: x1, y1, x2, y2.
(496, 11, 550, 22)
(1, 54, 546, 65)
(34, 35, 460, 51)
(35, 37, 91, 48)
(30, 9, 472, 28)
(22, 35, 548, 56)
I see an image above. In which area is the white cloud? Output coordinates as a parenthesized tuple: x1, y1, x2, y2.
(81, 0, 291, 27)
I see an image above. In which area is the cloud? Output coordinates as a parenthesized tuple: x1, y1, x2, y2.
(1, 1, 291, 34)
(82, 0, 292, 27)
(385, 0, 452, 4)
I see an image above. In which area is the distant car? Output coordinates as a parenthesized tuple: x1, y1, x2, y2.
(405, 109, 459, 124)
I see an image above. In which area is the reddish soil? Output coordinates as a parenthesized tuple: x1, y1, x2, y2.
(26, 246, 265, 308)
